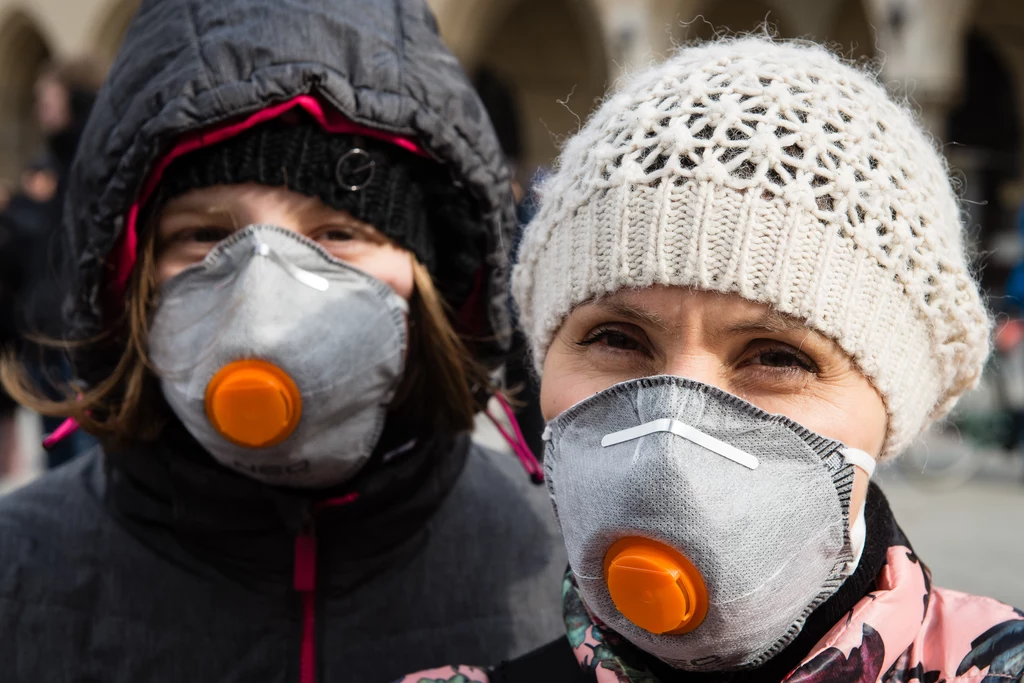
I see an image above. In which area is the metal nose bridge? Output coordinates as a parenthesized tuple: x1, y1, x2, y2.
(254, 241, 330, 292)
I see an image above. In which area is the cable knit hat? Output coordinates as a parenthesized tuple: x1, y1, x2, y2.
(512, 38, 991, 458)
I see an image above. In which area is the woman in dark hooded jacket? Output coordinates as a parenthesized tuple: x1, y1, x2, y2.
(0, 1, 566, 681)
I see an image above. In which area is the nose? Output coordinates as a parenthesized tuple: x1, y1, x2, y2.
(205, 360, 302, 448)
(662, 352, 724, 389)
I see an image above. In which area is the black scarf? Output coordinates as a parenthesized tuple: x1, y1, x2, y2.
(105, 415, 469, 592)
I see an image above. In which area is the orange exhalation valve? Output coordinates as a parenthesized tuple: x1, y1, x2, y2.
(604, 537, 709, 635)
(205, 360, 302, 448)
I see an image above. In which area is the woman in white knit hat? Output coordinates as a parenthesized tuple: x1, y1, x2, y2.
(396, 37, 1024, 683)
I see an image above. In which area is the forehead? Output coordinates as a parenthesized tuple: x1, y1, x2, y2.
(162, 183, 308, 207)
(157, 184, 349, 225)
(591, 286, 802, 326)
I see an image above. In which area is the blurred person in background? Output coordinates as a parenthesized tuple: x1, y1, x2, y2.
(23, 59, 102, 333)
(0, 182, 18, 482)
(0, 161, 59, 484)
(1007, 202, 1024, 313)
(997, 202, 1024, 457)
(0, 0, 566, 680)
(401, 37, 1024, 683)
(3, 58, 103, 470)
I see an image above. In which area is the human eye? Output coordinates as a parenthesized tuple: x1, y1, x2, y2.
(176, 226, 233, 244)
(155, 220, 235, 276)
(318, 226, 357, 242)
(577, 324, 653, 357)
(741, 341, 819, 376)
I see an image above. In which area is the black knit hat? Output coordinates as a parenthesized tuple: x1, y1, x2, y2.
(157, 118, 484, 308)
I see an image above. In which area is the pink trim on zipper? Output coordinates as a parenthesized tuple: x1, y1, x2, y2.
(485, 393, 544, 483)
(293, 491, 360, 683)
(314, 492, 360, 511)
(294, 534, 318, 592)
(294, 533, 318, 683)
(110, 94, 427, 297)
(42, 416, 81, 449)
(299, 591, 316, 683)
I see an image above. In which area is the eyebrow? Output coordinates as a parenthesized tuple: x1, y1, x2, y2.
(720, 308, 845, 359)
(593, 294, 810, 333)
(592, 295, 669, 330)
(596, 294, 832, 348)
(161, 202, 237, 220)
(721, 309, 810, 335)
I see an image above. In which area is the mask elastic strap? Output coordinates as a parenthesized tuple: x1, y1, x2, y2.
(841, 447, 876, 478)
(485, 394, 544, 484)
(841, 447, 874, 572)
(848, 503, 868, 570)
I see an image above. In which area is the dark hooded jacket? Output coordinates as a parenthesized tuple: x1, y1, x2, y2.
(0, 1, 567, 681)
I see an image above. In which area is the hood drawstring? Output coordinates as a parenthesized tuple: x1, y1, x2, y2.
(42, 417, 80, 450)
(485, 393, 544, 484)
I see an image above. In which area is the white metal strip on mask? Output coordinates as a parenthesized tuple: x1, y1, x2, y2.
(840, 447, 876, 478)
(255, 241, 330, 292)
(602, 418, 759, 470)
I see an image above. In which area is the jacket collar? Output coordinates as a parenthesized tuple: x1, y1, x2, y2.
(104, 419, 469, 589)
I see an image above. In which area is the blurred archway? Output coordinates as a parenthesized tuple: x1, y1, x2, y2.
(464, 0, 608, 178)
(826, 0, 874, 59)
(0, 10, 53, 182)
(678, 0, 795, 42)
(91, 0, 139, 68)
(675, 0, 874, 59)
(950, 0, 1024, 297)
(947, 30, 1022, 296)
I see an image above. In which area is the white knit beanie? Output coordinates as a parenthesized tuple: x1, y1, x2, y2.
(512, 38, 991, 459)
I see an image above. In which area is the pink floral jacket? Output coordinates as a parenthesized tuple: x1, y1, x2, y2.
(396, 543, 1023, 683)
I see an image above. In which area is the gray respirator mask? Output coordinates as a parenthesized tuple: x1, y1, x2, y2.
(542, 375, 876, 671)
(149, 225, 407, 488)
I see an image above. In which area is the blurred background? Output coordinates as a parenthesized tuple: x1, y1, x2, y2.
(0, 0, 1021, 606)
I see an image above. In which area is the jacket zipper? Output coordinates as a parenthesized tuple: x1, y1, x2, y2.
(293, 492, 360, 683)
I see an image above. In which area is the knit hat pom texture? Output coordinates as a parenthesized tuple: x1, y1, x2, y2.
(512, 38, 991, 458)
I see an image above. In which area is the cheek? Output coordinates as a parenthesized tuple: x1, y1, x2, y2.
(351, 247, 414, 300)
(767, 376, 888, 458)
(826, 391, 887, 457)
(155, 255, 185, 286)
(539, 340, 613, 421)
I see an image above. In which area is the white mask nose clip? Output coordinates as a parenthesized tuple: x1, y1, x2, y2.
(255, 240, 330, 292)
(602, 418, 759, 470)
